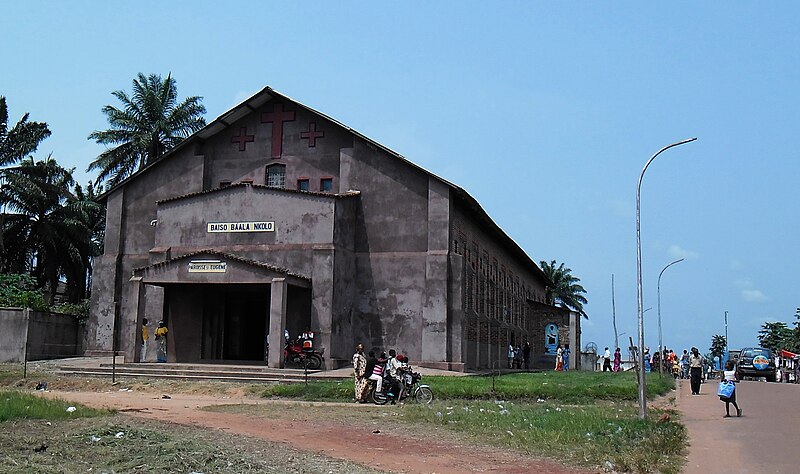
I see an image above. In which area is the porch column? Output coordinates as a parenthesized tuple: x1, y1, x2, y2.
(267, 277, 288, 368)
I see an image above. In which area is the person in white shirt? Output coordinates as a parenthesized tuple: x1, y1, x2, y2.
(603, 347, 612, 372)
(721, 359, 742, 417)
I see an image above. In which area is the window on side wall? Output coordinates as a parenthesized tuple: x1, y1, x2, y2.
(266, 164, 286, 188)
(297, 178, 309, 192)
(320, 177, 333, 192)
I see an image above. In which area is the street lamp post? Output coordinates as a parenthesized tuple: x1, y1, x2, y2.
(636, 137, 697, 420)
(724, 311, 729, 359)
(657, 258, 684, 377)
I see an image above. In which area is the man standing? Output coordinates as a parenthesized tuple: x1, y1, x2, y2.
(603, 347, 612, 372)
(140, 318, 149, 362)
(689, 347, 704, 395)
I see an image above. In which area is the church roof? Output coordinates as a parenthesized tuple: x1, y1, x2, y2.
(104, 85, 549, 284)
(155, 182, 360, 205)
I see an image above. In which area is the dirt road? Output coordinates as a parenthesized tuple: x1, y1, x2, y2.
(678, 378, 800, 473)
(38, 389, 589, 474)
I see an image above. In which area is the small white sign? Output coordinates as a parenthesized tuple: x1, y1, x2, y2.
(207, 221, 275, 233)
(188, 260, 227, 273)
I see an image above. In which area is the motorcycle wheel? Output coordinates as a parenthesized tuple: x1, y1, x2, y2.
(414, 386, 434, 404)
(371, 387, 389, 405)
(305, 354, 323, 370)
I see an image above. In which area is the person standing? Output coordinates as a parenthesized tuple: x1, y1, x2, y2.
(562, 344, 571, 372)
(689, 346, 704, 395)
(720, 359, 742, 417)
(613, 347, 622, 372)
(603, 347, 612, 372)
(522, 341, 531, 370)
(154, 321, 169, 363)
(555, 344, 563, 371)
(140, 318, 149, 362)
(352, 344, 367, 402)
(507, 344, 515, 369)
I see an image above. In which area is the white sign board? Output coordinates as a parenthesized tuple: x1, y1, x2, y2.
(188, 260, 227, 273)
(207, 221, 275, 233)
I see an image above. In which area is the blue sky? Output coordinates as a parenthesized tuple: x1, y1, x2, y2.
(3, 2, 798, 356)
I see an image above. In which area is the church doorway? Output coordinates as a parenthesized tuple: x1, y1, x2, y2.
(200, 285, 269, 362)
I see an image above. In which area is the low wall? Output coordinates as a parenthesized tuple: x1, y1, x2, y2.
(0, 307, 83, 362)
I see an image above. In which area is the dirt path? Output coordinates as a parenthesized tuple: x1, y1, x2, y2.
(37, 389, 590, 474)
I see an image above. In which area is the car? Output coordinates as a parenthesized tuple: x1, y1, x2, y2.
(736, 347, 777, 382)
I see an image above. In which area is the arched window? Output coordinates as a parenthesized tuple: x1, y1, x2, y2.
(265, 164, 286, 188)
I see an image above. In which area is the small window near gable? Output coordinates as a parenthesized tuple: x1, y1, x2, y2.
(220, 180, 231, 188)
(297, 178, 309, 192)
(320, 177, 333, 192)
(240, 179, 254, 185)
(265, 164, 286, 188)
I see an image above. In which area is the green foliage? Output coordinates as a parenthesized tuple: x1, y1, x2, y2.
(758, 321, 793, 353)
(51, 299, 91, 323)
(87, 73, 207, 187)
(0, 389, 110, 421)
(0, 96, 51, 167)
(0, 273, 48, 310)
(539, 260, 588, 317)
(709, 334, 727, 361)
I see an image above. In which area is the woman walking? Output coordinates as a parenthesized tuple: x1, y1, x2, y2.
(154, 321, 168, 363)
(352, 344, 367, 402)
(613, 347, 622, 372)
(720, 359, 742, 417)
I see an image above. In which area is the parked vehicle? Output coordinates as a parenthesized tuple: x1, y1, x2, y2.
(369, 365, 433, 405)
(735, 347, 776, 382)
(284, 332, 324, 370)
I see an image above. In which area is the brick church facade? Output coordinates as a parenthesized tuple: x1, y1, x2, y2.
(85, 86, 580, 371)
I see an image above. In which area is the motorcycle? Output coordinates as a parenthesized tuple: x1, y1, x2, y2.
(369, 365, 433, 405)
(283, 332, 325, 370)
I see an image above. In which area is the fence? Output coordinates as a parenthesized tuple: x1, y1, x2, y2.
(0, 307, 83, 363)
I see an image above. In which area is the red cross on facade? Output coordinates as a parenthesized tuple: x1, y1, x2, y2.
(231, 127, 255, 151)
(300, 122, 324, 147)
(261, 103, 296, 158)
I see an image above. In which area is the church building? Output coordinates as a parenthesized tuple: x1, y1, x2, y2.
(85, 86, 579, 371)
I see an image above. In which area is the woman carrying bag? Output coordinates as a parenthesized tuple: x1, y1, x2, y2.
(718, 359, 742, 418)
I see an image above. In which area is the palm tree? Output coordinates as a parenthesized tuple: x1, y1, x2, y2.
(709, 334, 727, 369)
(539, 260, 588, 318)
(87, 73, 206, 187)
(0, 155, 90, 303)
(0, 96, 51, 261)
(0, 96, 51, 167)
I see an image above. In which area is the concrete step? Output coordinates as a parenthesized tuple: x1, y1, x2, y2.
(57, 364, 347, 384)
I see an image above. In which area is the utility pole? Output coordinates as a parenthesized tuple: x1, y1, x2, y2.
(724, 311, 729, 360)
(612, 274, 618, 352)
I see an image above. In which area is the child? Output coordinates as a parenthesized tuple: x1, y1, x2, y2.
(720, 359, 742, 418)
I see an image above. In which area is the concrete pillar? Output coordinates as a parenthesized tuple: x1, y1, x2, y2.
(268, 278, 288, 368)
(569, 311, 578, 370)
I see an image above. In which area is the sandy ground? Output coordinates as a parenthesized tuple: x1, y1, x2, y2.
(36, 389, 591, 474)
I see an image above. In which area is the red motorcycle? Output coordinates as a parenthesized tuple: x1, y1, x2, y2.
(283, 332, 325, 370)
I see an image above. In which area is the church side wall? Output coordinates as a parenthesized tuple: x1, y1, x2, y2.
(450, 201, 550, 369)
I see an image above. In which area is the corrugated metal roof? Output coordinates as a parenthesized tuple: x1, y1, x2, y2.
(133, 248, 310, 281)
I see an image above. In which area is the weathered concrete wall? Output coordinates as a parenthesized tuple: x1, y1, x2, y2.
(0, 308, 81, 362)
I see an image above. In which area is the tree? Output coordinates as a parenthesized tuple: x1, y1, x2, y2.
(0, 96, 51, 261)
(539, 260, 588, 318)
(709, 334, 727, 368)
(0, 155, 91, 303)
(87, 73, 206, 187)
(0, 96, 51, 167)
(758, 321, 793, 353)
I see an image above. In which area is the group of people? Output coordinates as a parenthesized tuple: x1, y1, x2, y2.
(352, 344, 409, 404)
(599, 347, 623, 372)
(507, 342, 532, 369)
(140, 318, 169, 363)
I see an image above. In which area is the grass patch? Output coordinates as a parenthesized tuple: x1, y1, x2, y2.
(252, 371, 675, 403)
(400, 399, 684, 473)
(0, 416, 378, 473)
(0, 389, 112, 422)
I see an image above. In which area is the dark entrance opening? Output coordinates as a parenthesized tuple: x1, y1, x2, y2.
(199, 284, 270, 362)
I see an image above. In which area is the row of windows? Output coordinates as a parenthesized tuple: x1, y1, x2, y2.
(455, 236, 535, 328)
(220, 165, 333, 193)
